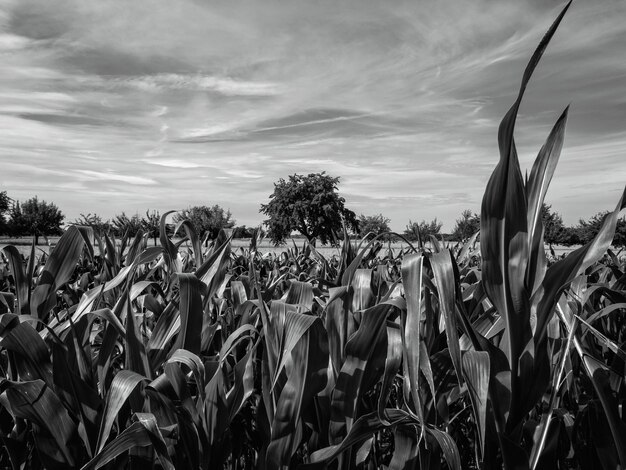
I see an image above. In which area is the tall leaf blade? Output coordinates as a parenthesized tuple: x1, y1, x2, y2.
(526, 107, 569, 294)
(400, 254, 424, 419)
(177, 273, 205, 355)
(431, 250, 464, 386)
(462, 350, 490, 458)
(266, 318, 328, 468)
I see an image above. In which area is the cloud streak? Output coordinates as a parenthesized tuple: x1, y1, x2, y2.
(0, 0, 624, 230)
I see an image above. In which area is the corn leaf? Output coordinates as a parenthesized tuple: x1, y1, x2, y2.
(96, 369, 147, 453)
(2, 379, 77, 466)
(176, 273, 205, 355)
(30, 226, 85, 319)
(2, 246, 29, 315)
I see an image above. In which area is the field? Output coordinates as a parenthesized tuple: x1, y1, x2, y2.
(1, 4, 625, 470)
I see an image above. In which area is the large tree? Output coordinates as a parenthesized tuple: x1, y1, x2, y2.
(260, 172, 358, 245)
(174, 205, 235, 241)
(10, 196, 64, 244)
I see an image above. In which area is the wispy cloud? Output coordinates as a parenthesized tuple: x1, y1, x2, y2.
(0, 0, 624, 230)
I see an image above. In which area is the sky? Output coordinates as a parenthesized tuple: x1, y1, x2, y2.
(0, 0, 624, 232)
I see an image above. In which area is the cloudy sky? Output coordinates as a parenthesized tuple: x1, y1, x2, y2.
(0, 0, 624, 231)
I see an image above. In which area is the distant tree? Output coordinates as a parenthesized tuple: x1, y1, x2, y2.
(0, 191, 10, 235)
(404, 218, 443, 244)
(576, 211, 626, 247)
(73, 213, 111, 235)
(232, 225, 254, 238)
(260, 172, 358, 245)
(174, 205, 235, 241)
(142, 210, 161, 246)
(358, 213, 391, 240)
(9, 196, 64, 244)
(541, 204, 567, 245)
(111, 212, 143, 238)
(451, 210, 480, 241)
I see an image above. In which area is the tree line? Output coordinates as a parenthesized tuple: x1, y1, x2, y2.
(2, 172, 625, 247)
(0, 191, 252, 245)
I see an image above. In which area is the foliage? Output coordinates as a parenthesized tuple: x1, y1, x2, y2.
(260, 172, 358, 245)
(232, 225, 255, 238)
(404, 218, 443, 244)
(0, 191, 10, 235)
(357, 213, 392, 240)
(541, 203, 567, 244)
(73, 213, 112, 235)
(8, 196, 64, 244)
(451, 209, 480, 241)
(577, 211, 626, 247)
(174, 205, 235, 241)
(111, 212, 143, 238)
(142, 210, 161, 246)
(1, 4, 625, 470)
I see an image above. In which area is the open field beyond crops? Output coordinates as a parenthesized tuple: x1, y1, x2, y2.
(0, 236, 578, 260)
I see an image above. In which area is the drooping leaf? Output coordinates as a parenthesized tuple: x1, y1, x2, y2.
(30, 226, 85, 319)
(329, 298, 404, 443)
(82, 413, 174, 470)
(0, 320, 53, 386)
(2, 379, 77, 466)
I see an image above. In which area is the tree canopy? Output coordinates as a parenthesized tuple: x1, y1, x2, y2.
(9, 196, 64, 244)
(73, 213, 112, 235)
(174, 205, 235, 241)
(358, 213, 391, 240)
(111, 212, 143, 238)
(404, 218, 442, 245)
(0, 191, 10, 235)
(260, 172, 358, 245)
(451, 210, 481, 241)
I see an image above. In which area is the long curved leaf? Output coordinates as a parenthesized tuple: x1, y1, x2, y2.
(526, 107, 569, 294)
(2, 379, 77, 466)
(82, 413, 174, 470)
(96, 369, 147, 453)
(462, 350, 490, 458)
(31, 226, 85, 319)
(266, 317, 328, 468)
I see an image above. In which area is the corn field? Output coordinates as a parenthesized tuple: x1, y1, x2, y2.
(1, 3, 625, 469)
